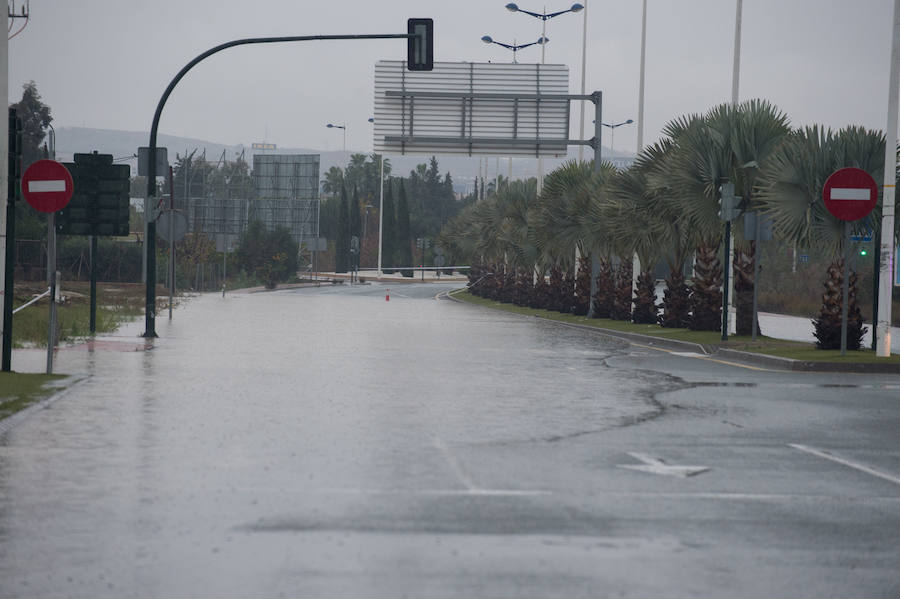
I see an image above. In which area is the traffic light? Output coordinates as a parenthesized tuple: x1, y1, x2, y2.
(407, 18, 433, 71)
(58, 152, 131, 237)
(717, 181, 741, 222)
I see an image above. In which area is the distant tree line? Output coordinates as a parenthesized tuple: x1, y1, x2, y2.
(320, 153, 467, 274)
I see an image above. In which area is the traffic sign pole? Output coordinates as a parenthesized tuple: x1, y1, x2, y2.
(841, 222, 850, 356)
(18, 158, 74, 372)
(822, 167, 879, 355)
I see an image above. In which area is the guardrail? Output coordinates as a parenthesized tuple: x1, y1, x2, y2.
(12, 287, 51, 314)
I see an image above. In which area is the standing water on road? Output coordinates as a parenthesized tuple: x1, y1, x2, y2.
(1, 283, 674, 597)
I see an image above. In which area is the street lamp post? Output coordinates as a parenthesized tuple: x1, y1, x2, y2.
(506, 2, 583, 192)
(601, 119, 634, 154)
(480, 35, 548, 63)
(326, 123, 346, 153)
(368, 117, 386, 278)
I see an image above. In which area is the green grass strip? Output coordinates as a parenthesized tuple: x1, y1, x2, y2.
(0, 372, 67, 421)
(450, 288, 900, 364)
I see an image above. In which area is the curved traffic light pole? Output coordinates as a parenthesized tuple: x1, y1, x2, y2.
(143, 32, 417, 338)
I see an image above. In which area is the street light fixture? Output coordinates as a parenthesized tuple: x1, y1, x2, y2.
(601, 119, 634, 154)
(481, 35, 548, 63)
(506, 2, 584, 192)
(326, 122, 346, 153)
(505, 2, 583, 63)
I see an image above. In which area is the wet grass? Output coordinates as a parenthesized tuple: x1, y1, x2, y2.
(450, 289, 900, 364)
(11, 282, 156, 347)
(0, 372, 66, 421)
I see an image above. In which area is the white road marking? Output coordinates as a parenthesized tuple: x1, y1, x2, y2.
(28, 179, 66, 193)
(312, 488, 551, 497)
(790, 443, 900, 487)
(617, 452, 710, 478)
(433, 436, 478, 491)
(251, 487, 899, 501)
(829, 188, 871, 201)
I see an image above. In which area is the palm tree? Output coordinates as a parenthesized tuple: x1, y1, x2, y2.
(605, 167, 665, 323)
(321, 166, 344, 198)
(535, 160, 618, 314)
(649, 113, 726, 331)
(660, 100, 791, 334)
(728, 99, 791, 334)
(757, 125, 884, 349)
(639, 139, 696, 327)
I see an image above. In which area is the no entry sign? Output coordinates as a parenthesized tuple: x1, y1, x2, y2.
(822, 167, 878, 222)
(21, 159, 74, 213)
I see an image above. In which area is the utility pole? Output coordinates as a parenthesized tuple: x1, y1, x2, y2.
(0, 6, 10, 370)
(876, 0, 899, 356)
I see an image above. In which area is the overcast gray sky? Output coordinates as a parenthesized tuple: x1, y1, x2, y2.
(8, 0, 898, 156)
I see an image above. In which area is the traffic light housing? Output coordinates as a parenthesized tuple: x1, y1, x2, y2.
(407, 18, 433, 71)
(58, 152, 131, 237)
(717, 181, 741, 222)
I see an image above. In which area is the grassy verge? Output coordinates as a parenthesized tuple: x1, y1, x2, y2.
(11, 281, 158, 347)
(0, 372, 66, 421)
(450, 288, 900, 364)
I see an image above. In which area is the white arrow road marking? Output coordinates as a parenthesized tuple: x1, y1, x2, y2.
(28, 180, 67, 193)
(830, 188, 871, 201)
(618, 452, 710, 478)
(789, 444, 900, 486)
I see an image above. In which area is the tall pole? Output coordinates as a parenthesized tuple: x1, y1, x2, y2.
(578, 0, 588, 162)
(725, 0, 743, 337)
(841, 222, 851, 356)
(46, 128, 57, 373)
(537, 7, 547, 194)
(732, 0, 743, 106)
(636, 0, 646, 152)
(377, 154, 384, 277)
(632, 0, 648, 318)
(168, 166, 175, 320)
(0, 8, 9, 371)
(587, 91, 603, 318)
(2, 109, 15, 372)
(877, 0, 899, 357)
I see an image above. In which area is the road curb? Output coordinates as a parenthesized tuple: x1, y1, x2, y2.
(0, 374, 89, 435)
(446, 289, 900, 374)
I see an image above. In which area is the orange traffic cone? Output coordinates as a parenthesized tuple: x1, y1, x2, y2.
(385, 288, 390, 301)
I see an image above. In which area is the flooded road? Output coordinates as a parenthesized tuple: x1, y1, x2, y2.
(2, 283, 899, 598)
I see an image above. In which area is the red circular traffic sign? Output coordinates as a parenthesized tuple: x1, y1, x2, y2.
(21, 159, 74, 213)
(822, 167, 878, 222)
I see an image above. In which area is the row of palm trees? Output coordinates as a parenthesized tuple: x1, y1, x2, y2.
(438, 99, 893, 349)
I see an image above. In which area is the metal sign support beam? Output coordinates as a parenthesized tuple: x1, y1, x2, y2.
(143, 31, 417, 338)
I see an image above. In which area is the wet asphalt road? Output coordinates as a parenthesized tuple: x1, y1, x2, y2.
(2, 282, 900, 598)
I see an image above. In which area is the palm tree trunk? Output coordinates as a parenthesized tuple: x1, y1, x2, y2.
(734, 242, 760, 336)
(659, 267, 691, 328)
(632, 270, 657, 324)
(688, 243, 722, 331)
(611, 259, 634, 321)
(813, 260, 867, 350)
(591, 258, 614, 318)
